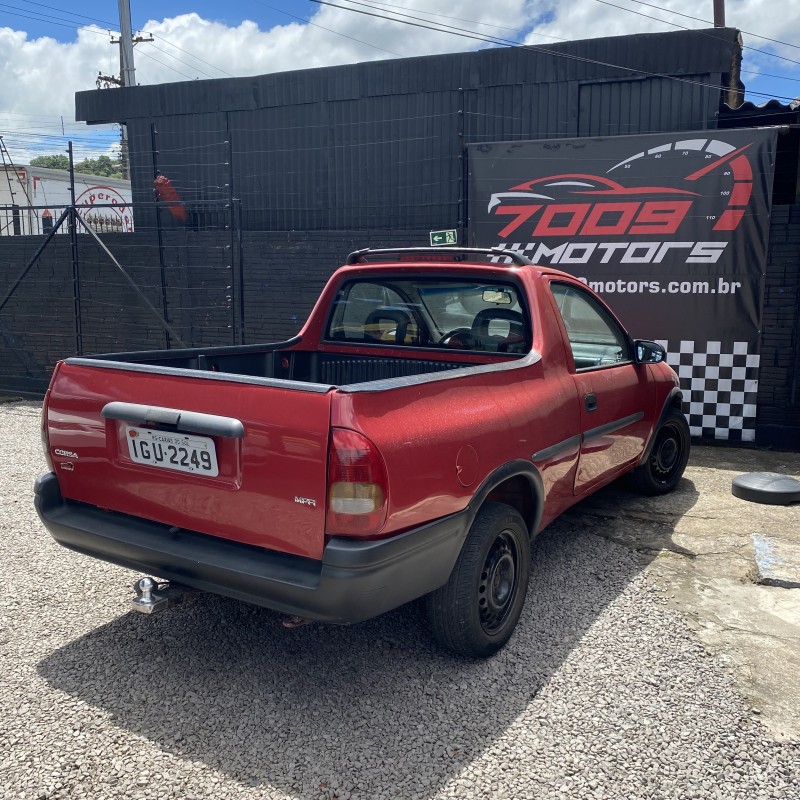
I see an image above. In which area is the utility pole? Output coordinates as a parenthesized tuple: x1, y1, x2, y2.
(713, 0, 725, 27)
(118, 0, 136, 87)
(96, 1, 153, 180)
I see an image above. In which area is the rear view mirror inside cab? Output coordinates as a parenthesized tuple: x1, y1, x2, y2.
(482, 289, 512, 305)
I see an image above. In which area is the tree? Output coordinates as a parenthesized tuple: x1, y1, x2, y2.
(75, 155, 123, 178)
(28, 152, 123, 179)
(30, 154, 69, 170)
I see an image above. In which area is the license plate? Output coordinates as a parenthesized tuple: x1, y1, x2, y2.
(125, 426, 219, 477)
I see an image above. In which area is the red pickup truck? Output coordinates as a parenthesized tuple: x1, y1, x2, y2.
(35, 247, 689, 657)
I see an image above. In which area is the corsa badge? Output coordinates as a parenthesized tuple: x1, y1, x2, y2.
(54, 449, 78, 458)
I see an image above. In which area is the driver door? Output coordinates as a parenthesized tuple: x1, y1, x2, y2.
(549, 281, 653, 495)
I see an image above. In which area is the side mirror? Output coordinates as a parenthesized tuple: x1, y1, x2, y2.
(634, 339, 666, 364)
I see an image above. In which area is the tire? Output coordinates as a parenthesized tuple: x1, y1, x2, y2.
(629, 407, 691, 495)
(425, 502, 531, 658)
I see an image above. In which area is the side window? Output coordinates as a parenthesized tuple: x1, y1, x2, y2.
(550, 283, 631, 370)
(328, 282, 414, 343)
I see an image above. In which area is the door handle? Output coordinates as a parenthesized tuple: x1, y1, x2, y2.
(584, 393, 597, 412)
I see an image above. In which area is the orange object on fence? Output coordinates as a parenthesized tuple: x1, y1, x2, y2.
(153, 175, 188, 222)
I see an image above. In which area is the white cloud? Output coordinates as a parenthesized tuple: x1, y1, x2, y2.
(132, 2, 536, 81)
(0, 0, 797, 164)
(0, 25, 123, 164)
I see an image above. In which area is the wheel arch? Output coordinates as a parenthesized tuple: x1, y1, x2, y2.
(638, 387, 685, 467)
(467, 460, 544, 540)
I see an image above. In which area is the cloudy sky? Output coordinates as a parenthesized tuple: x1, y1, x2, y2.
(1, 1, 798, 164)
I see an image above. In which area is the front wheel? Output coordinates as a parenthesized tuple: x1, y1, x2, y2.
(425, 502, 531, 658)
(629, 407, 691, 495)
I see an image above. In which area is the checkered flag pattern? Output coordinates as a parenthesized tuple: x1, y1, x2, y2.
(656, 340, 759, 442)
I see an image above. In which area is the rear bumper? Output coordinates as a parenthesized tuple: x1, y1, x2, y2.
(34, 472, 469, 624)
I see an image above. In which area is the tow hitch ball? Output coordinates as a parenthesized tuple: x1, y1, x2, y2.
(131, 576, 188, 614)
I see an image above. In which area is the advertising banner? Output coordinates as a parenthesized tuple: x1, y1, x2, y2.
(468, 129, 779, 441)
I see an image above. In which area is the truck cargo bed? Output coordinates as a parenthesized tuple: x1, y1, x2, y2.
(72, 339, 471, 387)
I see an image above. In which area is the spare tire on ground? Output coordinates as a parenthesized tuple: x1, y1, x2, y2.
(731, 472, 800, 505)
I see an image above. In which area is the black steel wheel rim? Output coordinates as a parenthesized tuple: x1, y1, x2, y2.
(650, 423, 683, 481)
(478, 530, 519, 634)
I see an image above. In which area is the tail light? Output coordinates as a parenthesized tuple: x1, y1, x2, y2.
(327, 428, 388, 537)
(40, 363, 61, 471)
(41, 413, 53, 471)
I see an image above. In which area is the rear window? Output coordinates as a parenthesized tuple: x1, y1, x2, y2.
(326, 277, 530, 354)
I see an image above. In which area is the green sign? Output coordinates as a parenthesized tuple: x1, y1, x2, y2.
(429, 229, 458, 246)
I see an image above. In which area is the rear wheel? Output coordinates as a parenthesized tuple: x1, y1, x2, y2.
(629, 407, 690, 495)
(426, 502, 530, 658)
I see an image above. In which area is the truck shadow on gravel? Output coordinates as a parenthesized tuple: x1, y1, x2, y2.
(38, 478, 698, 799)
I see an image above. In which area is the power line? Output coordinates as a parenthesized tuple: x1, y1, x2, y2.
(7, 0, 116, 28)
(0, 5, 110, 37)
(593, 0, 800, 70)
(0, 127, 117, 140)
(741, 69, 800, 84)
(26, 0, 236, 78)
(625, 0, 800, 52)
(337, 0, 567, 41)
(250, 0, 402, 56)
(309, 0, 799, 102)
(312, 0, 500, 46)
(145, 34, 236, 78)
(135, 47, 198, 81)
(3, 0, 796, 104)
(343, 0, 800, 90)
(137, 41, 218, 80)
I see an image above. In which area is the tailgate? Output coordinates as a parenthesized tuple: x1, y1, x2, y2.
(45, 362, 333, 560)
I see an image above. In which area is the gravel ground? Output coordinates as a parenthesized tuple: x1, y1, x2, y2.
(1, 400, 798, 800)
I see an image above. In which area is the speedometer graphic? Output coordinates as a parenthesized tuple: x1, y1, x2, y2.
(606, 137, 754, 233)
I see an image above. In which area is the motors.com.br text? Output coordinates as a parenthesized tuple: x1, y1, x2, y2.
(577, 277, 742, 295)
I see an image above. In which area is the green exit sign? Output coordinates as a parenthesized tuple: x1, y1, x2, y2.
(429, 229, 458, 246)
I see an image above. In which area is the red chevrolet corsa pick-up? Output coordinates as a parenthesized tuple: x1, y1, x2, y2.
(35, 247, 689, 657)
